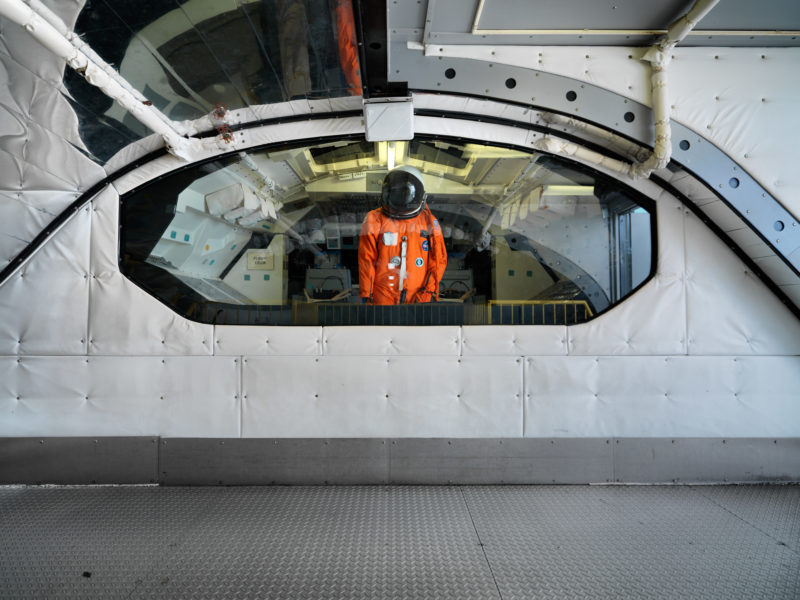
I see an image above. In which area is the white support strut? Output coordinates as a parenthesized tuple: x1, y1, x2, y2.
(0, 0, 211, 161)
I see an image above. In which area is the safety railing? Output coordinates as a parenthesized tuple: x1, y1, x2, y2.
(488, 300, 594, 325)
(193, 299, 594, 326)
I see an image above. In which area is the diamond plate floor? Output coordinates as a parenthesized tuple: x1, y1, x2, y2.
(0, 485, 797, 599)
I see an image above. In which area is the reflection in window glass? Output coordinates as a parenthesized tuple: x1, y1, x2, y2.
(121, 137, 655, 325)
(69, 0, 362, 160)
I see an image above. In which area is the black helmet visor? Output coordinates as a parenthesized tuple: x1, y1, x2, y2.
(381, 171, 425, 219)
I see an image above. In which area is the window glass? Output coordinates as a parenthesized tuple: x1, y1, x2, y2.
(69, 0, 362, 161)
(121, 137, 655, 325)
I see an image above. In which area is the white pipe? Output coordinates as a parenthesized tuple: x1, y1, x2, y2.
(534, 136, 632, 176)
(1, 0, 203, 160)
(629, 0, 720, 179)
(539, 113, 651, 163)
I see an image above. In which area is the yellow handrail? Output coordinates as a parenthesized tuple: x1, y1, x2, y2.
(488, 300, 593, 325)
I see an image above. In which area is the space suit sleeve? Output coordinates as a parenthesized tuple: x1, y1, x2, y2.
(358, 211, 378, 299)
(429, 215, 447, 300)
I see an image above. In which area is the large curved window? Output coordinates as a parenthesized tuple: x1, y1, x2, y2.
(121, 136, 655, 325)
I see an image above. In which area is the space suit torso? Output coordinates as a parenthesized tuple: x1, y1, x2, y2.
(358, 207, 447, 305)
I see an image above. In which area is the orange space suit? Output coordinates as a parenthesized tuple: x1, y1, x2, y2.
(358, 206, 447, 305)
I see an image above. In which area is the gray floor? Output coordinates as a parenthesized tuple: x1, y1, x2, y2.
(1, 485, 798, 599)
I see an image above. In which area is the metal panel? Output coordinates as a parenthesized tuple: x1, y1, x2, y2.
(387, 437, 614, 484)
(364, 98, 415, 141)
(463, 484, 800, 600)
(473, 0, 694, 31)
(159, 438, 390, 485)
(419, 0, 800, 46)
(0, 437, 158, 484)
(1, 437, 798, 484)
(613, 438, 800, 483)
(1, 484, 798, 599)
(159, 437, 614, 485)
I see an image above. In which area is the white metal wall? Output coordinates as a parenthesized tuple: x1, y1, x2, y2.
(2, 4, 800, 441)
(1, 144, 798, 438)
(431, 45, 800, 221)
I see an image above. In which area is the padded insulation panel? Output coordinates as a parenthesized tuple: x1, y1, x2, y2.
(684, 209, 800, 355)
(0, 101, 797, 442)
(461, 325, 566, 356)
(428, 45, 800, 221)
(0, 356, 240, 437)
(0, 20, 107, 266)
(0, 205, 90, 356)
(525, 356, 800, 438)
(88, 184, 212, 356)
(322, 326, 461, 356)
(241, 356, 523, 438)
(213, 325, 322, 356)
(566, 187, 687, 356)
